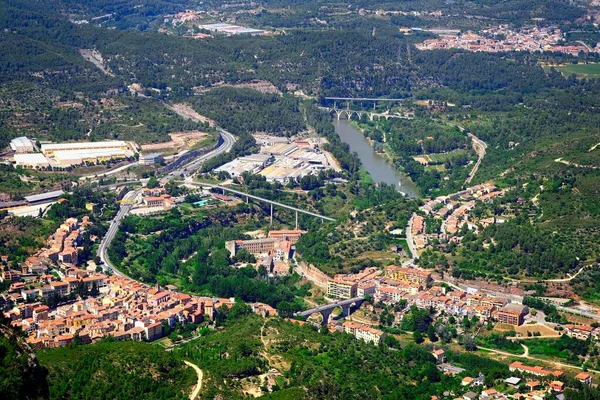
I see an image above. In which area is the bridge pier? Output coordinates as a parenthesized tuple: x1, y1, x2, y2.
(270, 203, 273, 225)
(295, 211, 298, 230)
(319, 308, 334, 325)
(335, 110, 343, 120)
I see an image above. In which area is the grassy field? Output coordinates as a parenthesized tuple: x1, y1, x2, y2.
(555, 63, 600, 77)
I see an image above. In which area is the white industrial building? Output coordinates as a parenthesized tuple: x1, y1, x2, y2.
(40, 141, 134, 167)
(10, 137, 35, 153)
(214, 154, 273, 178)
(139, 153, 164, 165)
(14, 153, 50, 168)
(199, 23, 264, 36)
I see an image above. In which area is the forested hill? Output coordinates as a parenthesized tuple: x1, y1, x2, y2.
(0, 317, 49, 399)
(36, 340, 196, 400)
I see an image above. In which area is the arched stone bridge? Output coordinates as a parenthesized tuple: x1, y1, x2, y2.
(318, 106, 414, 121)
(293, 296, 366, 325)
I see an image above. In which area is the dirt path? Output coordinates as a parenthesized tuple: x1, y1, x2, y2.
(184, 360, 204, 400)
(80, 49, 114, 77)
(167, 104, 215, 126)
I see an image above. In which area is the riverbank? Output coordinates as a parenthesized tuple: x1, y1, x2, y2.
(333, 119, 419, 197)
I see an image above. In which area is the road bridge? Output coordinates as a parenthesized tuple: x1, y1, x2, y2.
(294, 297, 366, 325)
(188, 182, 336, 226)
(324, 97, 408, 102)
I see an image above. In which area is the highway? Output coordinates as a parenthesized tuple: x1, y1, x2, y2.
(166, 129, 235, 180)
(97, 128, 236, 276)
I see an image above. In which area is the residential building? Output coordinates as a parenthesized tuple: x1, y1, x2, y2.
(497, 304, 529, 326)
(327, 279, 357, 299)
(342, 321, 385, 345)
(385, 265, 432, 286)
(576, 372, 592, 385)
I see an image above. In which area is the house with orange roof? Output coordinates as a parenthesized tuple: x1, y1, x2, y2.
(575, 372, 592, 385)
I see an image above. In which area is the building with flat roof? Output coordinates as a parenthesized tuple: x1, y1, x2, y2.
(199, 23, 264, 36)
(139, 153, 164, 165)
(39, 141, 134, 167)
(327, 279, 357, 299)
(10, 137, 35, 153)
(14, 153, 50, 168)
(497, 304, 529, 326)
(40, 141, 129, 154)
(24, 190, 65, 204)
(385, 265, 432, 286)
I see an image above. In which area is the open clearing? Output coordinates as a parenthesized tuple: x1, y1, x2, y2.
(555, 63, 600, 77)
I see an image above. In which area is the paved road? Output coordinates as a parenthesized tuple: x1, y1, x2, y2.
(465, 132, 487, 184)
(97, 189, 139, 277)
(405, 213, 418, 259)
(165, 129, 235, 180)
(97, 129, 236, 277)
(184, 361, 203, 400)
(78, 161, 138, 181)
(478, 345, 600, 374)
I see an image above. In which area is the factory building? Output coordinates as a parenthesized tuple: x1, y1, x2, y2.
(10, 137, 35, 153)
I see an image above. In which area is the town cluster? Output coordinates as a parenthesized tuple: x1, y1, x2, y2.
(1, 216, 93, 291)
(0, 216, 277, 347)
(410, 184, 506, 251)
(327, 264, 530, 327)
(417, 26, 593, 56)
(3, 267, 277, 348)
(450, 360, 593, 400)
(215, 135, 340, 183)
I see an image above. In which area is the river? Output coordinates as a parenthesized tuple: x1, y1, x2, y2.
(333, 119, 419, 198)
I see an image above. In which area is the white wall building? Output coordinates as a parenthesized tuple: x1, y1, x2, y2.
(10, 137, 35, 153)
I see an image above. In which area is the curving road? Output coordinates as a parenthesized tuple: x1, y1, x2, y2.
(97, 128, 236, 276)
(166, 128, 235, 180)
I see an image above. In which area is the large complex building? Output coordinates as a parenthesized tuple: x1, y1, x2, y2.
(225, 238, 293, 261)
(267, 229, 305, 244)
(41, 141, 134, 166)
(13, 140, 135, 168)
(199, 23, 264, 36)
